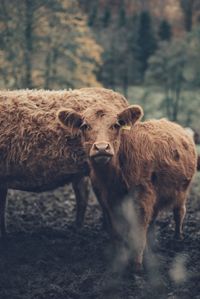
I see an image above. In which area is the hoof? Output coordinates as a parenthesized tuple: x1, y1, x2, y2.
(174, 233, 184, 241)
(75, 218, 84, 229)
(134, 261, 143, 274)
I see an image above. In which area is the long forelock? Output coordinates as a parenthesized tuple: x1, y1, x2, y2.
(95, 109, 106, 118)
(83, 105, 119, 124)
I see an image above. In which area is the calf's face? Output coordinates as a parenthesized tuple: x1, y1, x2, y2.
(57, 105, 143, 165)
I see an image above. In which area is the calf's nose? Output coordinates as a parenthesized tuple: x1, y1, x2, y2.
(94, 142, 110, 152)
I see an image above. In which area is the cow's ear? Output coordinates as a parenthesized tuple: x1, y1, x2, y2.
(118, 105, 143, 126)
(57, 109, 83, 132)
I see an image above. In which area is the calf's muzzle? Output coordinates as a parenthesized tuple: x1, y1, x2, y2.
(94, 142, 110, 151)
(90, 142, 114, 164)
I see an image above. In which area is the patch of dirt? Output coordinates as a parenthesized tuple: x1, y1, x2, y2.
(0, 173, 200, 299)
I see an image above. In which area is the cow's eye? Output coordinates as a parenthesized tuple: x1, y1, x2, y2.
(80, 123, 91, 131)
(111, 123, 121, 130)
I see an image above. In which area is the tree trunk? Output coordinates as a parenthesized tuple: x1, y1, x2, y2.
(24, 0, 33, 88)
(122, 72, 128, 98)
(180, 0, 194, 32)
(172, 86, 181, 122)
(164, 87, 172, 120)
(44, 52, 51, 89)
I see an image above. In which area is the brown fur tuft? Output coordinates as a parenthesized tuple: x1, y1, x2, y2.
(95, 109, 106, 118)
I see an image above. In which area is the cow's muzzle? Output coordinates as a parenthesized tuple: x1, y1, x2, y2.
(90, 142, 114, 164)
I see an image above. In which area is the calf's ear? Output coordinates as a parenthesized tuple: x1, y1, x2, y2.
(57, 109, 83, 132)
(118, 105, 143, 126)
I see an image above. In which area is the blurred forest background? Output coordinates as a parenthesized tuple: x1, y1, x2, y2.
(0, 0, 200, 129)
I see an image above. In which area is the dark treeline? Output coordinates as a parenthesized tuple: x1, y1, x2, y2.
(79, 0, 200, 95)
(82, 1, 170, 96)
(78, 0, 200, 127)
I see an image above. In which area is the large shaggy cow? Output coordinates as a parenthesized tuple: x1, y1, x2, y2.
(0, 88, 128, 237)
(58, 103, 197, 269)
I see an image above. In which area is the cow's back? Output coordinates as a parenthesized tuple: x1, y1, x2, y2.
(0, 88, 128, 191)
(0, 88, 128, 112)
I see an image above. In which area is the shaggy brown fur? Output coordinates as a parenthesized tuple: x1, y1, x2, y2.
(0, 87, 128, 237)
(58, 104, 197, 269)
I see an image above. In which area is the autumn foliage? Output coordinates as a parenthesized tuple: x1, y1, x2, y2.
(0, 0, 103, 89)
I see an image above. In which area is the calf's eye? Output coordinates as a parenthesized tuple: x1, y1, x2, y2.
(112, 123, 121, 130)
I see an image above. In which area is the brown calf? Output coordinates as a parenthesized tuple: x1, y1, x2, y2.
(0, 88, 128, 237)
(58, 104, 197, 269)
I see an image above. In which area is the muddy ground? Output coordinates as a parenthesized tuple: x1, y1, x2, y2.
(0, 172, 200, 299)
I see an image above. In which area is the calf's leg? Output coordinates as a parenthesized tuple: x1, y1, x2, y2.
(72, 177, 90, 228)
(0, 186, 7, 238)
(91, 183, 115, 234)
(173, 201, 186, 240)
(147, 208, 159, 250)
(173, 190, 188, 240)
(129, 185, 155, 270)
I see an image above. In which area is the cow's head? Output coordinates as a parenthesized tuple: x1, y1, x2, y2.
(57, 105, 143, 166)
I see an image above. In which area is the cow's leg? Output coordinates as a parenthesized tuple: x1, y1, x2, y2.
(0, 186, 7, 238)
(173, 197, 187, 240)
(72, 177, 90, 228)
